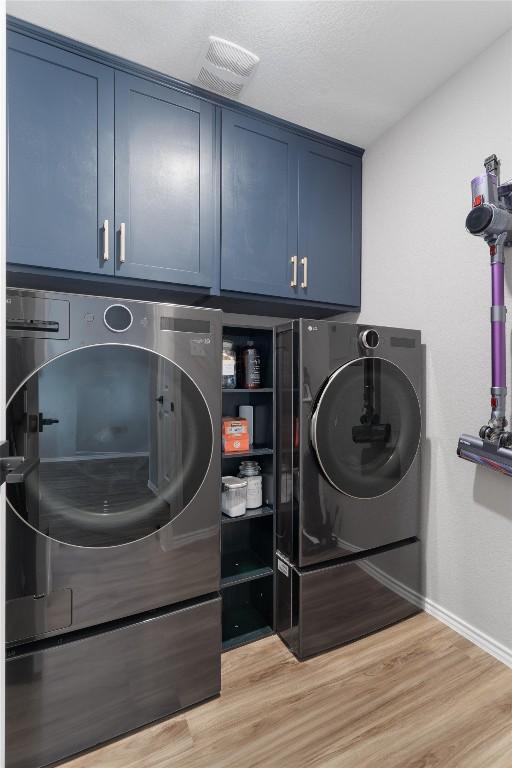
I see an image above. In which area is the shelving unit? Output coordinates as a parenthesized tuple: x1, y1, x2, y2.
(221, 323, 276, 652)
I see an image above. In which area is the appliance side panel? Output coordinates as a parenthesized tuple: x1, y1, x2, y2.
(292, 323, 300, 562)
(296, 540, 421, 659)
(275, 553, 296, 653)
(276, 325, 295, 561)
(298, 319, 355, 567)
(6, 596, 221, 768)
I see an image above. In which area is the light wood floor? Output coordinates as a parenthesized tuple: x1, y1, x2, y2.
(65, 613, 512, 768)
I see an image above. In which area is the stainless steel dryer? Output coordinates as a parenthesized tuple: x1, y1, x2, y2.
(5, 289, 222, 768)
(276, 320, 422, 659)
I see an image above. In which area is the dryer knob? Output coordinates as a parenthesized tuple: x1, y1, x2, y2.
(360, 328, 380, 349)
(104, 304, 133, 333)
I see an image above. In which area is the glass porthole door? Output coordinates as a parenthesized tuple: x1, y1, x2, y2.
(310, 357, 421, 499)
(6, 345, 213, 547)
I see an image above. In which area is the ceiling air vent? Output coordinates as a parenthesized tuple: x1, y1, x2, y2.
(197, 36, 259, 99)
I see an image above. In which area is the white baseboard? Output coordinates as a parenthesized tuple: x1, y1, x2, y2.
(422, 597, 512, 669)
(359, 557, 512, 669)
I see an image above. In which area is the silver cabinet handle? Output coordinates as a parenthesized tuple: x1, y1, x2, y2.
(300, 256, 308, 289)
(290, 255, 298, 287)
(102, 220, 109, 261)
(119, 223, 126, 264)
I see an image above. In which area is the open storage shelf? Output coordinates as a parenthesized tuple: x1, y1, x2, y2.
(223, 388, 273, 394)
(222, 447, 273, 459)
(221, 321, 276, 651)
(222, 326, 274, 390)
(222, 575, 274, 651)
(221, 555, 273, 588)
(221, 514, 274, 587)
(222, 505, 274, 524)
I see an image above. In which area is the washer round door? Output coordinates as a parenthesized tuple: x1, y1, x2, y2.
(6, 344, 213, 547)
(310, 357, 421, 499)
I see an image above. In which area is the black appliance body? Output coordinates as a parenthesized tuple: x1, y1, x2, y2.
(5, 289, 222, 768)
(276, 320, 422, 659)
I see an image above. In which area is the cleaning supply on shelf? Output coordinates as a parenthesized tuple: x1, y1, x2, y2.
(238, 461, 262, 508)
(241, 340, 261, 389)
(221, 476, 247, 517)
(222, 417, 249, 453)
(222, 339, 237, 389)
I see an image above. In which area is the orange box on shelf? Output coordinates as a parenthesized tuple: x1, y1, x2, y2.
(222, 417, 249, 453)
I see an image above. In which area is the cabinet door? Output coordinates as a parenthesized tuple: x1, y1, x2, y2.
(298, 140, 361, 306)
(221, 110, 299, 299)
(115, 73, 214, 287)
(7, 32, 115, 275)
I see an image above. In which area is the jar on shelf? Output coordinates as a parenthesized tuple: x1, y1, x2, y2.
(222, 339, 237, 389)
(238, 461, 263, 509)
(221, 476, 247, 518)
(241, 341, 261, 389)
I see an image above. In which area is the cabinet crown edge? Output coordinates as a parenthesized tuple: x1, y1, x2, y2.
(7, 14, 365, 158)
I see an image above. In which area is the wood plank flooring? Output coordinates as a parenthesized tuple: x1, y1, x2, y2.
(64, 613, 512, 768)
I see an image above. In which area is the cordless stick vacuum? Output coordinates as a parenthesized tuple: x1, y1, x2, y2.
(458, 155, 512, 475)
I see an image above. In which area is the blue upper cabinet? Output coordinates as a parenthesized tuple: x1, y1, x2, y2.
(220, 110, 299, 299)
(114, 73, 215, 287)
(7, 32, 115, 275)
(220, 109, 361, 307)
(6, 21, 362, 307)
(297, 141, 361, 307)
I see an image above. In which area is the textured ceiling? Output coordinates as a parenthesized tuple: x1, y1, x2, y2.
(7, 1, 512, 147)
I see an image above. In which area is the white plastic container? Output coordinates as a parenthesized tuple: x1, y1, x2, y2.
(221, 476, 247, 517)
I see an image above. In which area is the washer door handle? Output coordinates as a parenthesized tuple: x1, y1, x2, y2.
(0, 443, 40, 486)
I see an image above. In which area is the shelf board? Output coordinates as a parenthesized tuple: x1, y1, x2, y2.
(222, 447, 273, 459)
(222, 505, 274, 524)
(222, 388, 273, 394)
(221, 565, 274, 589)
(222, 602, 274, 651)
(222, 625, 274, 652)
(221, 549, 274, 588)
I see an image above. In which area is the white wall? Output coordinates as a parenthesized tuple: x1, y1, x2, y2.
(357, 28, 512, 658)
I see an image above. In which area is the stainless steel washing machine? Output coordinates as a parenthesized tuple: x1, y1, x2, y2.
(5, 288, 222, 768)
(275, 320, 422, 659)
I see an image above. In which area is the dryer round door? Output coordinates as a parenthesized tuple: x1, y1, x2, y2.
(310, 357, 421, 499)
(6, 344, 213, 547)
